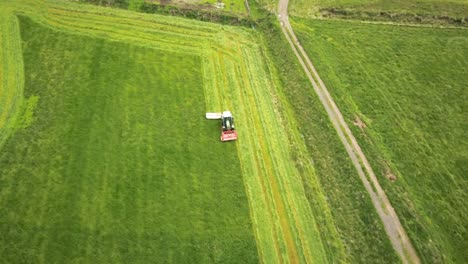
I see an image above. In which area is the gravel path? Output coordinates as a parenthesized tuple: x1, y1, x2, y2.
(277, 1, 421, 263)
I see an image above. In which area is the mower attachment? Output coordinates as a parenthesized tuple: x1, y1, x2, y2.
(221, 130, 238, 141)
(206, 113, 222, 119)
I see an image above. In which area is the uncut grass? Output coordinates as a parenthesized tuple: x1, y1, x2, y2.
(292, 17, 467, 263)
(290, 0, 468, 19)
(0, 16, 258, 263)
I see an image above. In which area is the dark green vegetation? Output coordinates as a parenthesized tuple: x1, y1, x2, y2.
(256, 17, 401, 263)
(76, 0, 253, 27)
(0, 16, 258, 263)
(78, 0, 249, 17)
(292, 17, 467, 263)
(290, 0, 468, 26)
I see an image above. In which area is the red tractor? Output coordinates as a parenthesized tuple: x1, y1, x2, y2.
(205, 111, 238, 141)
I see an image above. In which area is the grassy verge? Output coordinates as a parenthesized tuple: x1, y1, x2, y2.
(255, 15, 402, 263)
(292, 17, 467, 263)
(289, 0, 468, 26)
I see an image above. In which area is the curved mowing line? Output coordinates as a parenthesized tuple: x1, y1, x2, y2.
(45, 9, 214, 43)
(0, 13, 24, 150)
(26, 12, 205, 55)
(2, 1, 348, 262)
(46, 8, 216, 39)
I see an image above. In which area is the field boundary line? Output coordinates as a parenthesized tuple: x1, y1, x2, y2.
(278, 0, 421, 263)
(296, 16, 468, 30)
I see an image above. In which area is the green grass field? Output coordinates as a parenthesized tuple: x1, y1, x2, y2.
(289, 0, 468, 23)
(292, 17, 468, 263)
(0, 15, 259, 263)
(0, 0, 361, 263)
(4, 0, 466, 263)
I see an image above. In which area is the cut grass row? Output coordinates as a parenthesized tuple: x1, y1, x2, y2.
(292, 17, 468, 263)
(0, 0, 351, 262)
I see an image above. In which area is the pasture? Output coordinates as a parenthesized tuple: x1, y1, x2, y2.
(292, 17, 468, 263)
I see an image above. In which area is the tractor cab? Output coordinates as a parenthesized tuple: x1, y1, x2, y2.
(222, 111, 235, 131)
